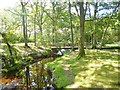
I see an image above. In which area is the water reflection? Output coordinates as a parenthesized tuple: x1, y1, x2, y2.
(26, 61, 56, 90)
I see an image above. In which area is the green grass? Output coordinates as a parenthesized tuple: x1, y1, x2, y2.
(45, 49, 119, 88)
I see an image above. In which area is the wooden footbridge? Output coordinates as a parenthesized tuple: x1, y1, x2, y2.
(50, 46, 78, 49)
(50, 45, 120, 50)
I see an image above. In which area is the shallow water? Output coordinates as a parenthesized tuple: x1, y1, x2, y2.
(2, 61, 56, 90)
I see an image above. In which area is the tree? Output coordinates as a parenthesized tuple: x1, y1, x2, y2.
(25, 66, 30, 90)
(75, 1, 86, 57)
(52, 2, 56, 45)
(0, 32, 14, 65)
(20, 1, 28, 46)
(33, 1, 38, 46)
(30, 1, 46, 46)
(43, 1, 58, 46)
(37, 2, 46, 45)
(68, 0, 74, 50)
(92, 2, 98, 49)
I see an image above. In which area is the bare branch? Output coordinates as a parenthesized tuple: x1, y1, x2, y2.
(24, 0, 30, 6)
(4, 9, 21, 16)
(84, 2, 88, 19)
(74, 3, 80, 17)
(43, 9, 54, 21)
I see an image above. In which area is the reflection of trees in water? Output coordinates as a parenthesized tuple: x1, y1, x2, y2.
(27, 62, 56, 89)
(2, 62, 56, 90)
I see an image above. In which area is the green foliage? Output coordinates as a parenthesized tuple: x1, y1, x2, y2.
(0, 1, 119, 46)
(0, 69, 8, 73)
(5, 31, 19, 43)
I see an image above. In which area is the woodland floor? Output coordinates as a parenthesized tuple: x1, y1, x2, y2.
(46, 49, 119, 88)
(0, 44, 119, 89)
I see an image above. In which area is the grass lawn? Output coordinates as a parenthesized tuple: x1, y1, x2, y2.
(46, 49, 119, 88)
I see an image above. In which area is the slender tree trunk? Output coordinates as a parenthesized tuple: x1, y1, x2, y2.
(92, 2, 98, 49)
(92, 25, 97, 49)
(100, 26, 109, 48)
(25, 13, 28, 46)
(38, 23, 43, 45)
(68, 1, 74, 51)
(52, 2, 56, 45)
(21, 2, 28, 46)
(39, 24, 42, 34)
(40, 2, 43, 34)
(34, 1, 39, 46)
(39, 2, 43, 45)
(34, 14, 37, 46)
(88, 4, 93, 47)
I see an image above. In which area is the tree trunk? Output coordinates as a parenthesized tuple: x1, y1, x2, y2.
(39, 2, 43, 45)
(21, 2, 28, 46)
(100, 26, 109, 48)
(78, 2, 85, 57)
(92, 2, 98, 49)
(52, 2, 56, 45)
(68, 1, 74, 51)
(25, 13, 28, 46)
(88, 4, 93, 47)
(0, 33, 14, 65)
(34, 14, 37, 46)
(34, 2, 39, 46)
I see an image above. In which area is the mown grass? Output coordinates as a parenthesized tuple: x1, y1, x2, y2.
(45, 49, 119, 88)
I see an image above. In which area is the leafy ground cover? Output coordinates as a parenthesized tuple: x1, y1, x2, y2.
(46, 49, 119, 88)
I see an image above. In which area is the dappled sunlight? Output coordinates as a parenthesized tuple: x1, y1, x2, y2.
(57, 60, 64, 64)
(46, 49, 119, 88)
(1, 0, 119, 89)
(66, 82, 82, 88)
(13, 46, 45, 56)
(62, 56, 71, 60)
(63, 64, 71, 71)
(78, 49, 118, 88)
(88, 63, 102, 67)
(13, 46, 33, 56)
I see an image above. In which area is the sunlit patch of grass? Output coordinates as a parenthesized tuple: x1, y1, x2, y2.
(46, 49, 119, 88)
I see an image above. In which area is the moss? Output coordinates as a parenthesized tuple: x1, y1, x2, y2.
(46, 49, 119, 88)
(53, 66, 70, 88)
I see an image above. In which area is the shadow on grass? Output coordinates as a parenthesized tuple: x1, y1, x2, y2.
(46, 49, 119, 88)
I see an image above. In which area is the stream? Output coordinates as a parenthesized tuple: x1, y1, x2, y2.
(2, 49, 66, 90)
(2, 60, 56, 90)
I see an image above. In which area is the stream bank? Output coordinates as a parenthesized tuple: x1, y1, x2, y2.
(2, 60, 56, 90)
(1, 47, 65, 90)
